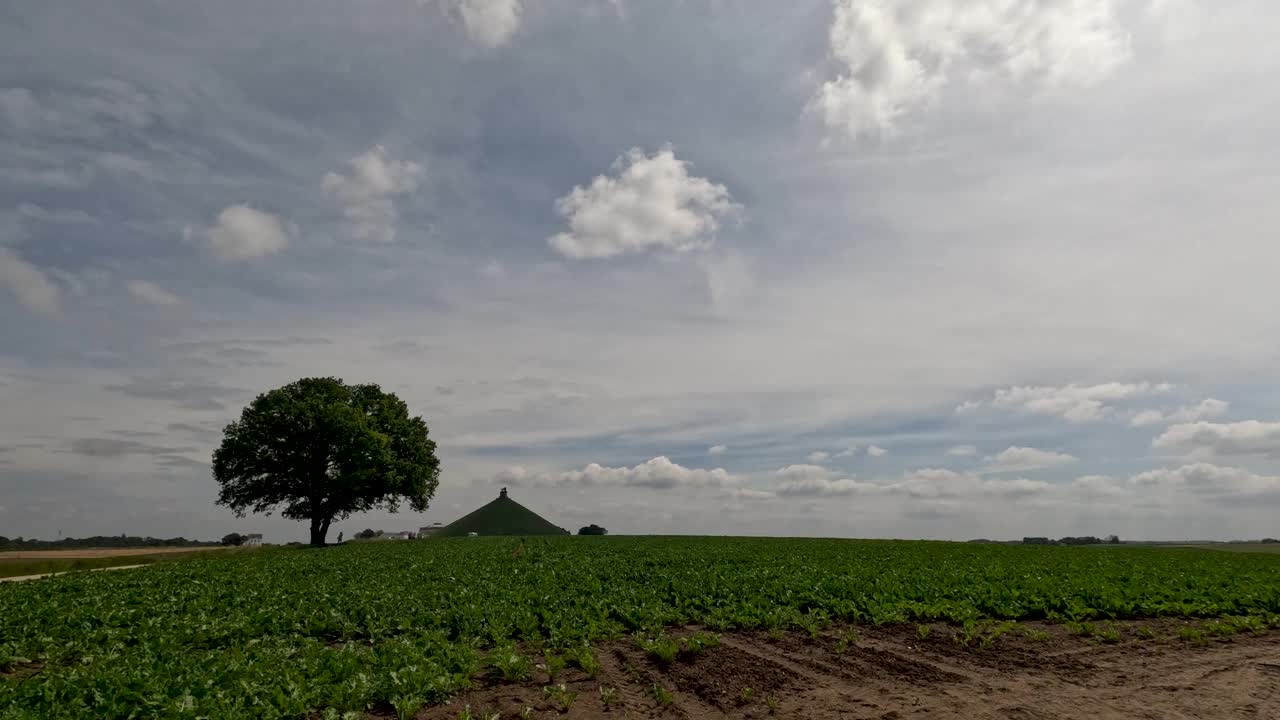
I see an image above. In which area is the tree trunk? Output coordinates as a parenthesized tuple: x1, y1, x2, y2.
(309, 516, 331, 545)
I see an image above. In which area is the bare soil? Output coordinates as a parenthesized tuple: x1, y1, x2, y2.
(0, 546, 226, 560)
(411, 621, 1280, 719)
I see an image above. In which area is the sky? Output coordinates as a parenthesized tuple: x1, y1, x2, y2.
(3, 0, 1280, 543)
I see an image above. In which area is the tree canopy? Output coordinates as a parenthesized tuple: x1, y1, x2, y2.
(213, 377, 440, 545)
(578, 524, 608, 536)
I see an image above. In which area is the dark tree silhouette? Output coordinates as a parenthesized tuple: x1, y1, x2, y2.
(213, 377, 441, 545)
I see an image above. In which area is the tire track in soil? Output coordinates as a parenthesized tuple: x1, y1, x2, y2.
(409, 623, 1280, 720)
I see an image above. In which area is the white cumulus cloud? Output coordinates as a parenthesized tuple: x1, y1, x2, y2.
(814, 0, 1135, 139)
(323, 145, 423, 243)
(985, 446, 1077, 473)
(946, 444, 978, 457)
(1152, 421, 1280, 458)
(774, 464, 875, 497)
(708, 444, 727, 455)
(0, 246, 59, 314)
(1127, 463, 1280, 503)
(807, 450, 831, 463)
(549, 146, 739, 259)
(1130, 398, 1229, 427)
(186, 205, 292, 262)
(441, 0, 523, 48)
(497, 456, 737, 490)
(959, 382, 1171, 423)
(126, 280, 182, 306)
(867, 444, 888, 457)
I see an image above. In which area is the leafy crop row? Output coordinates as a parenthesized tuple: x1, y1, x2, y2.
(3, 537, 1280, 718)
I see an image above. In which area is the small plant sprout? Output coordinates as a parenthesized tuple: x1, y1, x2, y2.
(1135, 625, 1156, 639)
(520, 707, 534, 720)
(766, 693, 781, 714)
(917, 624, 931, 641)
(393, 695, 423, 720)
(685, 631, 720, 655)
(455, 704, 472, 720)
(1179, 626, 1209, 646)
(572, 646, 602, 677)
(536, 652, 566, 681)
(651, 683, 674, 707)
(543, 683, 578, 712)
(739, 687, 754, 704)
(1097, 625, 1122, 644)
(767, 626, 785, 642)
(490, 646, 531, 682)
(599, 685, 618, 707)
(638, 634, 680, 665)
(1022, 628, 1051, 642)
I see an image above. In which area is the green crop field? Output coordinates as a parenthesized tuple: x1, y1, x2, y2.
(3, 537, 1280, 719)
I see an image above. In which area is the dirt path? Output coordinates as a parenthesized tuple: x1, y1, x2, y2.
(0, 546, 225, 560)
(0, 564, 146, 583)
(413, 620, 1280, 719)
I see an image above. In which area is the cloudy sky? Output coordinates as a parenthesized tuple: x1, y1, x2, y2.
(3, 0, 1279, 543)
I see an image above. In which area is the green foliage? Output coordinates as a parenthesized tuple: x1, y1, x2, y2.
(4, 537, 1280, 718)
(1097, 624, 1122, 644)
(570, 647, 601, 678)
(542, 683, 577, 711)
(213, 377, 440, 544)
(684, 632, 720, 655)
(1179, 625, 1209, 646)
(637, 634, 680, 665)
(488, 645, 531, 682)
(598, 685, 617, 707)
(536, 652, 566, 681)
(916, 624, 931, 640)
(650, 683, 673, 707)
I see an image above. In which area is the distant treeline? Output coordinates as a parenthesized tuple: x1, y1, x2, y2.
(0, 535, 220, 551)
(1023, 535, 1121, 546)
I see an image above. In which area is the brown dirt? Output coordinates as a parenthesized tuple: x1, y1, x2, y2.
(0, 546, 227, 560)
(409, 621, 1280, 719)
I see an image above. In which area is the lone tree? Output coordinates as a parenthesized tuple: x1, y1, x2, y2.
(221, 532, 245, 546)
(578, 524, 608, 536)
(213, 377, 441, 545)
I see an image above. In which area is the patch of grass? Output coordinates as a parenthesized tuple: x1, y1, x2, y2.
(637, 634, 681, 665)
(392, 694, 423, 720)
(650, 683, 673, 707)
(488, 646, 531, 682)
(570, 646, 601, 678)
(542, 683, 577, 712)
(684, 631, 720, 655)
(835, 627, 860, 655)
(536, 652, 566, 681)
(1179, 626, 1209, 646)
(1066, 621, 1096, 638)
(598, 685, 617, 708)
(1097, 625, 1122, 644)
(1021, 627, 1051, 642)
